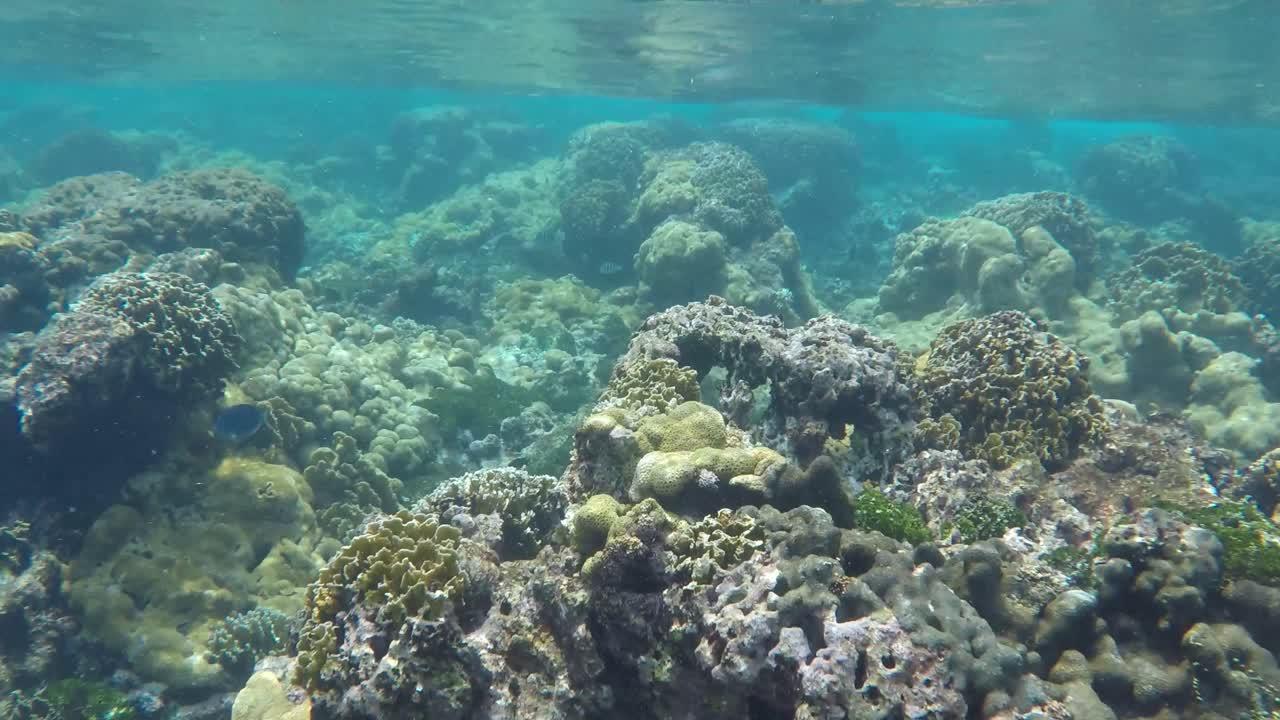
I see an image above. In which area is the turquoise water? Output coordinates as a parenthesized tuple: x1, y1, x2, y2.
(4, 2, 1280, 719)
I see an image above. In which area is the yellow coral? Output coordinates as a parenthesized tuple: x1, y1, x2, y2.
(0, 231, 36, 250)
(595, 358, 700, 419)
(636, 401, 728, 452)
(573, 494, 624, 555)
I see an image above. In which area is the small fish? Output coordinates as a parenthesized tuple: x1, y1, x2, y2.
(213, 403, 267, 445)
(598, 261, 625, 276)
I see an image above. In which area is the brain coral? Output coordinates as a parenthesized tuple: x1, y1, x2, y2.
(15, 271, 240, 452)
(916, 310, 1106, 469)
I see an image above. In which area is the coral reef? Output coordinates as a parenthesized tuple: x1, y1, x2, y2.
(602, 297, 917, 479)
(10, 105, 1280, 720)
(1108, 240, 1247, 319)
(385, 106, 547, 209)
(1234, 230, 1280, 319)
(27, 128, 176, 186)
(556, 130, 824, 321)
(1076, 135, 1199, 224)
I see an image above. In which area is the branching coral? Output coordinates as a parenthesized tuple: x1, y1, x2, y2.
(916, 310, 1106, 469)
(207, 607, 293, 678)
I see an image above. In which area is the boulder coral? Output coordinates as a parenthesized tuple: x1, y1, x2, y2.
(962, 190, 1098, 284)
(878, 214, 1079, 322)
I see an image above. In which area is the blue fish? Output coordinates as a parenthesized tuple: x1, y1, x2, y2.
(213, 403, 267, 445)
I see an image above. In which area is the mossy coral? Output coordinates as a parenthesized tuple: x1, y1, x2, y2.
(950, 496, 1026, 544)
(1163, 499, 1280, 587)
(916, 310, 1107, 470)
(31, 678, 137, 720)
(851, 488, 932, 545)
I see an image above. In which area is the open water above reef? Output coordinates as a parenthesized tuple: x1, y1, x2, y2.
(3, 2, 1280, 720)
